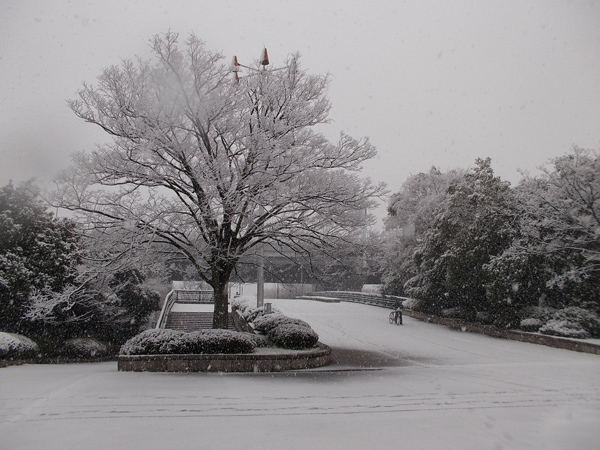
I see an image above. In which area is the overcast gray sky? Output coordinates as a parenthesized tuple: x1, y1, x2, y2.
(1, 0, 599, 221)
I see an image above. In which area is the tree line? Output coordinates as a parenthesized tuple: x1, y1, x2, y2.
(0, 181, 160, 349)
(380, 149, 599, 337)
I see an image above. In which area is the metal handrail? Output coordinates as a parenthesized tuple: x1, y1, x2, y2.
(174, 290, 214, 303)
(155, 290, 176, 329)
(308, 291, 412, 309)
(155, 289, 216, 329)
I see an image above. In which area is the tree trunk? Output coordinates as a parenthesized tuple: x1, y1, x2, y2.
(211, 265, 233, 329)
(212, 281, 229, 329)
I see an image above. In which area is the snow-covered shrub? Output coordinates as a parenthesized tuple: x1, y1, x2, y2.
(440, 308, 463, 319)
(230, 296, 252, 313)
(539, 320, 590, 339)
(120, 329, 184, 355)
(519, 318, 542, 332)
(231, 297, 262, 322)
(551, 307, 600, 338)
(0, 332, 39, 359)
(180, 330, 255, 354)
(251, 313, 285, 333)
(231, 297, 279, 323)
(63, 338, 110, 358)
(244, 306, 266, 323)
(231, 297, 319, 349)
(267, 324, 319, 350)
(528, 306, 556, 322)
(120, 329, 255, 355)
(253, 314, 311, 334)
(240, 332, 269, 348)
(519, 306, 598, 338)
(401, 298, 420, 310)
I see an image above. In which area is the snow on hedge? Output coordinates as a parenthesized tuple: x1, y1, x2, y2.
(231, 296, 280, 323)
(523, 306, 600, 338)
(267, 324, 319, 350)
(120, 329, 255, 355)
(253, 314, 311, 334)
(232, 297, 319, 350)
(519, 318, 542, 332)
(0, 332, 39, 359)
(539, 320, 590, 339)
(63, 338, 110, 358)
(402, 298, 420, 310)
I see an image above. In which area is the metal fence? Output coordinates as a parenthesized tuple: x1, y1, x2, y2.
(173, 290, 214, 303)
(307, 291, 410, 309)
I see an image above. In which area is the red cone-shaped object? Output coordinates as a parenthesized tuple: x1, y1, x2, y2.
(231, 55, 240, 72)
(260, 48, 269, 66)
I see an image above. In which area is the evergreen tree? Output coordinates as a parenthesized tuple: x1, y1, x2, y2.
(486, 147, 600, 312)
(406, 158, 517, 321)
(383, 166, 463, 296)
(0, 181, 80, 332)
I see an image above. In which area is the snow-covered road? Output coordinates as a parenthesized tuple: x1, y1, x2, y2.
(1, 299, 599, 450)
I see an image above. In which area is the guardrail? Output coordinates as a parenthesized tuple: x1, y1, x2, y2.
(305, 291, 411, 309)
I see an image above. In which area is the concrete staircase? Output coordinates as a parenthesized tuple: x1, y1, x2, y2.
(165, 311, 235, 331)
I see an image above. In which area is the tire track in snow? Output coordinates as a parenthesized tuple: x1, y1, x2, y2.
(4, 387, 598, 422)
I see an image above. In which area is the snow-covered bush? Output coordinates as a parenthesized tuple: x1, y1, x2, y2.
(401, 298, 420, 310)
(519, 318, 542, 332)
(0, 332, 39, 359)
(243, 306, 266, 324)
(180, 330, 255, 354)
(230, 296, 252, 314)
(120, 329, 255, 355)
(267, 324, 319, 350)
(240, 332, 269, 348)
(524, 306, 556, 322)
(539, 320, 590, 339)
(230, 296, 253, 311)
(231, 297, 279, 323)
(63, 338, 110, 358)
(120, 329, 183, 355)
(440, 308, 463, 319)
(519, 306, 599, 338)
(230, 297, 319, 349)
(549, 307, 600, 338)
(253, 314, 311, 334)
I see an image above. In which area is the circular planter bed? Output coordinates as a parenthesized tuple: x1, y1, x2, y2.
(117, 342, 331, 372)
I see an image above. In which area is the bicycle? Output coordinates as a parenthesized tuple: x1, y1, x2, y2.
(389, 309, 402, 325)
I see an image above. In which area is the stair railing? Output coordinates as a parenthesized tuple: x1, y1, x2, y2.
(155, 290, 176, 329)
(174, 290, 214, 303)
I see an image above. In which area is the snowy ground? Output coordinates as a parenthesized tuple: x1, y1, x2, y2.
(1, 299, 599, 450)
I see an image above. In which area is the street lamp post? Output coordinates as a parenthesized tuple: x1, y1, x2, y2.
(257, 244, 265, 308)
(230, 48, 284, 308)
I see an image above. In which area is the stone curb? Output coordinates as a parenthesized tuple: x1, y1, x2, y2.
(403, 310, 600, 355)
(0, 356, 117, 368)
(117, 342, 332, 373)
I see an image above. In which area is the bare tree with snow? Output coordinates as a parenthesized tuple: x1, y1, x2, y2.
(53, 32, 385, 328)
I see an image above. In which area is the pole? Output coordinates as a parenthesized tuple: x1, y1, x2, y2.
(257, 244, 264, 308)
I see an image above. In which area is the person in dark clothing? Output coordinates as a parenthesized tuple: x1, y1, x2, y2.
(393, 300, 403, 324)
